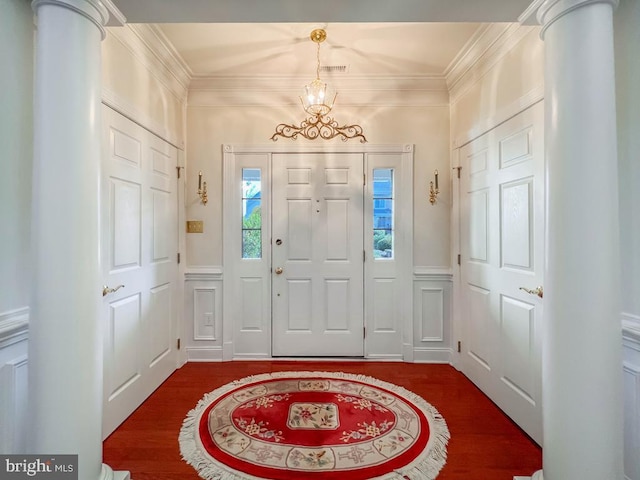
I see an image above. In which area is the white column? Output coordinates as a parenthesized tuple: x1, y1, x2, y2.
(29, 1, 126, 479)
(536, 1, 623, 479)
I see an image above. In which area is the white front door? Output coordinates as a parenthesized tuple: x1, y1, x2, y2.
(101, 106, 179, 437)
(272, 153, 364, 356)
(459, 101, 544, 444)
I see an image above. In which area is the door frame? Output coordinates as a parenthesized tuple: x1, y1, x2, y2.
(222, 143, 414, 360)
(452, 101, 545, 443)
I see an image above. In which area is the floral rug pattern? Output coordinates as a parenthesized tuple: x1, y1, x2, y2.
(180, 371, 449, 480)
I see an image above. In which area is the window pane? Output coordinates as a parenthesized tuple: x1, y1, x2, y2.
(242, 168, 261, 259)
(373, 169, 393, 198)
(242, 230, 262, 259)
(242, 168, 261, 199)
(242, 201, 261, 228)
(373, 169, 394, 259)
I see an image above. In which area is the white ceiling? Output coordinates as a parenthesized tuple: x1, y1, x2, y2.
(110, 0, 533, 81)
(157, 22, 485, 77)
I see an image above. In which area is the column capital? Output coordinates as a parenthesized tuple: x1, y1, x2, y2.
(32, 0, 109, 38)
(536, 0, 619, 37)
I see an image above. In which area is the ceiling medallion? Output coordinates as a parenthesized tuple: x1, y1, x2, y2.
(271, 28, 367, 143)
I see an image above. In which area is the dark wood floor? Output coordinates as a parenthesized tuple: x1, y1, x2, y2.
(103, 361, 541, 479)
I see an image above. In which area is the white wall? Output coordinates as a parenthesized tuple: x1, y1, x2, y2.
(102, 25, 188, 148)
(614, 2, 640, 478)
(449, 26, 544, 146)
(0, 0, 33, 454)
(185, 103, 451, 269)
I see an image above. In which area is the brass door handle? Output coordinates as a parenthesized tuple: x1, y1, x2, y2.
(103, 284, 125, 297)
(274, 267, 283, 275)
(519, 286, 543, 298)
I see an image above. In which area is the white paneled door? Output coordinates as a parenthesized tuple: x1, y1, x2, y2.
(101, 106, 179, 437)
(272, 153, 364, 356)
(459, 101, 544, 444)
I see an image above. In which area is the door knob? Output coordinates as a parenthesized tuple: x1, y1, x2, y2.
(519, 286, 543, 298)
(274, 267, 283, 275)
(275, 239, 283, 245)
(103, 284, 125, 297)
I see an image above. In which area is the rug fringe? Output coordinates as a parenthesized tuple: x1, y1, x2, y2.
(179, 370, 450, 480)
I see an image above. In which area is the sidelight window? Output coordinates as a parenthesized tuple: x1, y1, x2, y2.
(373, 168, 394, 258)
(242, 168, 262, 259)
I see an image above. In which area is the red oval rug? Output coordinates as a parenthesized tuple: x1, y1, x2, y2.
(179, 371, 449, 479)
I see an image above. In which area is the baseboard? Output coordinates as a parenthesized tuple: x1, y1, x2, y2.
(186, 346, 223, 361)
(412, 347, 452, 363)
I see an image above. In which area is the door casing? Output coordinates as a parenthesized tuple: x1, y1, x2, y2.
(222, 144, 414, 360)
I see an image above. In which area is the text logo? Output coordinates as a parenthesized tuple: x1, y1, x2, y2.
(0, 455, 78, 479)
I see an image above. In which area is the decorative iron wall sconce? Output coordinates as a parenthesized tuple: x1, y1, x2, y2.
(429, 170, 439, 205)
(197, 171, 208, 206)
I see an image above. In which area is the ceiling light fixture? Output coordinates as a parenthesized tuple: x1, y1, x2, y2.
(271, 28, 367, 143)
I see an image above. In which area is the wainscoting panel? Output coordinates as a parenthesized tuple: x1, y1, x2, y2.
(0, 355, 28, 454)
(185, 270, 223, 361)
(413, 270, 452, 363)
(0, 307, 29, 454)
(623, 315, 640, 480)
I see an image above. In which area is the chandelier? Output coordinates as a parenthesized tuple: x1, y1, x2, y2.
(271, 28, 367, 143)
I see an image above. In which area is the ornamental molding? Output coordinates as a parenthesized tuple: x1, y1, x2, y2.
(446, 23, 538, 104)
(0, 307, 29, 349)
(188, 75, 449, 108)
(32, 0, 109, 37)
(537, 0, 619, 37)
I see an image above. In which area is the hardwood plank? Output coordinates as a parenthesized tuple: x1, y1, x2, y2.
(103, 362, 542, 479)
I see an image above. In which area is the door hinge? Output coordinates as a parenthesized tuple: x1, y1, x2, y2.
(453, 166, 461, 179)
(363, 326, 366, 338)
(457, 340, 461, 353)
(176, 166, 183, 179)
(177, 338, 181, 350)
(363, 250, 366, 262)
(177, 252, 181, 264)
(457, 254, 461, 265)
(363, 173, 366, 186)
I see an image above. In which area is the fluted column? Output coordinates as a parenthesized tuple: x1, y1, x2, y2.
(534, 0, 623, 479)
(29, 1, 127, 479)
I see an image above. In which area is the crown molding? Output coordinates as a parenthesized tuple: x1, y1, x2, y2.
(146, 24, 193, 80)
(106, 23, 191, 102)
(102, 0, 126, 26)
(518, 0, 546, 24)
(188, 75, 449, 107)
(446, 23, 538, 103)
(443, 23, 494, 79)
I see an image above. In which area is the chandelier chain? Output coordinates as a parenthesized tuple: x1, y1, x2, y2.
(316, 41, 321, 80)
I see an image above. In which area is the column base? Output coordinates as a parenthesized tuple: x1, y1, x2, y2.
(514, 471, 543, 480)
(100, 464, 131, 480)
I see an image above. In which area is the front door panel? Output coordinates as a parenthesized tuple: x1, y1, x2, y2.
(272, 153, 364, 356)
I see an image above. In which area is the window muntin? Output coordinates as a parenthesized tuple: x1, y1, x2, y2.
(242, 168, 262, 259)
(373, 168, 394, 259)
